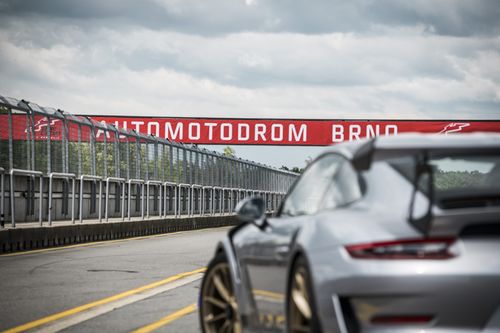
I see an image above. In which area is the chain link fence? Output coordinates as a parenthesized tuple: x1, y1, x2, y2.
(0, 95, 298, 226)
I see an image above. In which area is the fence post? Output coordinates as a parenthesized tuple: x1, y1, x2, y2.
(0, 168, 4, 228)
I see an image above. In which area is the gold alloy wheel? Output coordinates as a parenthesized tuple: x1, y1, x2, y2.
(201, 261, 241, 333)
(289, 266, 313, 333)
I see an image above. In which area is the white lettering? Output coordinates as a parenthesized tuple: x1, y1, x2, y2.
(204, 123, 217, 140)
(115, 121, 127, 139)
(96, 121, 110, 139)
(331, 124, 344, 142)
(289, 124, 307, 142)
(188, 123, 201, 140)
(220, 123, 233, 141)
(238, 123, 250, 141)
(131, 121, 144, 133)
(365, 124, 380, 139)
(385, 125, 398, 136)
(165, 122, 183, 140)
(349, 125, 361, 141)
(255, 124, 267, 141)
(147, 122, 160, 137)
(271, 124, 283, 142)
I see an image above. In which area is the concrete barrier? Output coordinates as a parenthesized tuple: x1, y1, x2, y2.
(0, 215, 240, 254)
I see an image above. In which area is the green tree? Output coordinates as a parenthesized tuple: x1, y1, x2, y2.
(223, 146, 236, 158)
(280, 165, 304, 174)
(434, 169, 486, 190)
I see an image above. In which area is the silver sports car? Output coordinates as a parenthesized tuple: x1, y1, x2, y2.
(199, 133, 500, 333)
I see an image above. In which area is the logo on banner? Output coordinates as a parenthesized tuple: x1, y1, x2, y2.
(439, 122, 470, 135)
(32, 118, 60, 132)
(29, 118, 62, 139)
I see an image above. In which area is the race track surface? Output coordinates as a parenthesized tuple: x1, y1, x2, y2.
(0, 227, 230, 333)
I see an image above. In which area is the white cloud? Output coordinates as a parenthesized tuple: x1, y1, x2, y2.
(0, 4, 499, 121)
(237, 53, 272, 68)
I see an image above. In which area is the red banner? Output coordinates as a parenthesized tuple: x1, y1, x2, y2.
(90, 117, 500, 146)
(3, 115, 500, 146)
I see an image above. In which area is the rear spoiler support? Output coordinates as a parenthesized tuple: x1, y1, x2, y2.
(352, 140, 435, 235)
(352, 139, 376, 171)
(408, 151, 434, 235)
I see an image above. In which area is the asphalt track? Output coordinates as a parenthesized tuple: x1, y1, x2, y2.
(0, 227, 231, 333)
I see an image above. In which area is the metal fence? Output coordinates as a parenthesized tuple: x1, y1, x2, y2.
(0, 95, 298, 227)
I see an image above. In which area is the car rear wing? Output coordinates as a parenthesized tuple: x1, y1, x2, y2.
(352, 138, 500, 235)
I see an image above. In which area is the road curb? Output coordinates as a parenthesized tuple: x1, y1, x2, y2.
(0, 216, 239, 254)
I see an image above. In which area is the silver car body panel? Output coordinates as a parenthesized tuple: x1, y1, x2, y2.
(209, 133, 500, 332)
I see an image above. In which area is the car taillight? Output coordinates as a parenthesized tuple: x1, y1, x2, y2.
(345, 238, 456, 259)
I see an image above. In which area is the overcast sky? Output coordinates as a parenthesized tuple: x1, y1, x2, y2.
(1, 0, 499, 167)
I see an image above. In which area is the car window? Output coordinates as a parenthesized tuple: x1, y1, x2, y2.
(280, 154, 342, 217)
(389, 154, 500, 194)
(320, 160, 363, 210)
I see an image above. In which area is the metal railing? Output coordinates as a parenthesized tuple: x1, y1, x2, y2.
(0, 94, 296, 226)
(127, 179, 144, 221)
(48, 172, 76, 225)
(163, 181, 177, 217)
(10, 169, 43, 227)
(177, 184, 191, 217)
(146, 180, 163, 219)
(202, 186, 213, 215)
(190, 184, 203, 216)
(105, 177, 125, 222)
(0, 167, 4, 228)
(79, 175, 103, 223)
(213, 186, 223, 215)
(2, 169, 287, 227)
(0, 95, 297, 192)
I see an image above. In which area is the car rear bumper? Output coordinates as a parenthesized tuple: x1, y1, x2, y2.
(319, 275, 500, 333)
(309, 242, 500, 332)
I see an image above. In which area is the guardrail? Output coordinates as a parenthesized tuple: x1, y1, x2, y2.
(105, 177, 125, 222)
(80, 175, 103, 223)
(190, 184, 203, 216)
(127, 179, 144, 221)
(163, 181, 177, 217)
(202, 186, 213, 215)
(48, 172, 76, 225)
(213, 186, 223, 215)
(1, 169, 287, 228)
(177, 184, 191, 217)
(10, 169, 44, 227)
(146, 180, 163, 219)
(1, 167, 5, 228)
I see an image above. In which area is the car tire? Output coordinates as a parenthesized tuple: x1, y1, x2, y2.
(199, 251, 241, 333)
(286, 255, 322, 333)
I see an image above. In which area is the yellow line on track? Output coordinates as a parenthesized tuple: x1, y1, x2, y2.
(132, 303, 197, 333)
(2, 268, 206, 333)
(253, 289, 284, 301)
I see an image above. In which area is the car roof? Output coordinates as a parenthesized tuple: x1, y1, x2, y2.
(322, 132, 500, 168)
